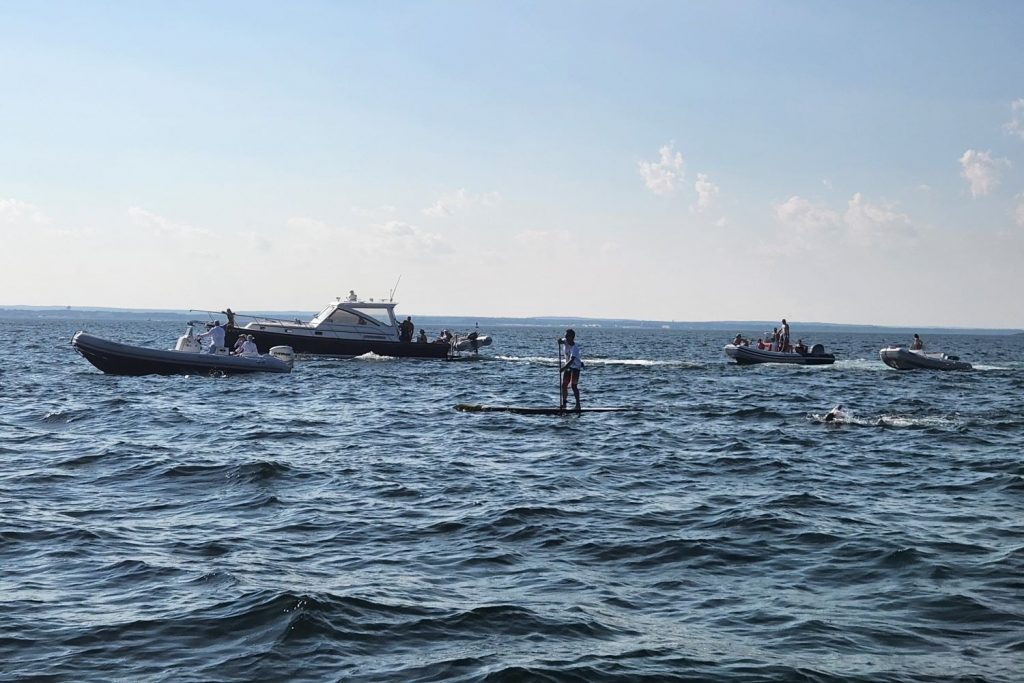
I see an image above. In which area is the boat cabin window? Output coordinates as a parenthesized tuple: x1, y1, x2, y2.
(351, 307, 394, 326)
(314, 305, 395, 327)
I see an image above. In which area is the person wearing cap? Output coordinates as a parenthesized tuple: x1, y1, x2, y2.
(559, 328, 583, 412)
(910, 333, 924, 350)
(232, 333, 247, 354)
(197, 320, 225, 353)
(240, 334, 259, 355)
(417, 329, 428, 343)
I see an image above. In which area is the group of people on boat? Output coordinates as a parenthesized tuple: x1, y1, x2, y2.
(732, 318, 804, 353)
(195, 320, 257, 355)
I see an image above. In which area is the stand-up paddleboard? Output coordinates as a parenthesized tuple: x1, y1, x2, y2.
(454, 404, 635, 415)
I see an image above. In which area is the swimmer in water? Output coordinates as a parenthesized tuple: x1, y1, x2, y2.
(824, 404, 844, 423)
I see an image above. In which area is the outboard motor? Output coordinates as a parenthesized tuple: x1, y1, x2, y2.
(269, 345, 295, 368)
(174, 325, 202, 353)
(810, 343, 825, 356)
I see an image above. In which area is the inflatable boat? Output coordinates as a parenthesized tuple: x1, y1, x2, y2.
(452, 332, 492, 352)
(72, 326, 294, 376)
(724, 343, 835, 365)
(879, 347, 972, 371)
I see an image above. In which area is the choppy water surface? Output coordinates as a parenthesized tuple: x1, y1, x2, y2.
(2, 319, 1022, 682)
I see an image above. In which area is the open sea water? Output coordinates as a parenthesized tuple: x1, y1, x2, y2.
(2, 318, 1022, 682)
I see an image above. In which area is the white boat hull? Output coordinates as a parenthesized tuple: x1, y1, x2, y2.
(453, 334, 492, 352)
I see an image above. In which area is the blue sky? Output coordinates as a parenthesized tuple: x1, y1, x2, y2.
(2, 2, 1023, 326)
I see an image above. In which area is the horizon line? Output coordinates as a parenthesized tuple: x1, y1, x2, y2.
(1, 304, 1021, 333)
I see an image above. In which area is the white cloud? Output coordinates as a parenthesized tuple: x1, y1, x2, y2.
(843, 192, 913, 246)
(638, 143, 684, 195)
(1004, 99, 1024, 140)
(374, 220, 451, 254)
(128, 207, 211, 237)
(774, 196, 840, 233)
(284, 216, 451, 257)
(422, 188, 500, 217)
(0, 198, 49, 226)
(514, 229, 571, 248)
(691, 173, 720, 213)
(351, 204, 397, 218)
(959, 149, 1010, 198)
(773, 193, 913, 248)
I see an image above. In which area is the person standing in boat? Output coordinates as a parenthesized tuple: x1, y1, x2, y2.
(197, 320, 226, 353)
(780, 318, 791, 352)
(559, 329, 583, 413)
(221, 308, 236, 328)
(399, 316, 415, 342)
(910, 333, 924, 350)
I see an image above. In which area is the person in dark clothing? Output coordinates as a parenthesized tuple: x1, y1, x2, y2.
(399, 316, 415, 342)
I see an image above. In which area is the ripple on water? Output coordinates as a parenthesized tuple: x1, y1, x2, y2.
(1, 321, 1022, 682)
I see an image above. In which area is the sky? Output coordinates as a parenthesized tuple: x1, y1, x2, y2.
(1, 1, 1023, 327)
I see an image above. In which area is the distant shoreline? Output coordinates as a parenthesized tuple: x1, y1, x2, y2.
(1, 306, 1020, 336)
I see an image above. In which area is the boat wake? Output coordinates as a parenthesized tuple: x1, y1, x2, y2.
(352, 352, 397, 362)
(809, 409, 961, 429)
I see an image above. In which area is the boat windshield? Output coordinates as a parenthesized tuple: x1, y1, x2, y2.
(318, 306, 394, 327)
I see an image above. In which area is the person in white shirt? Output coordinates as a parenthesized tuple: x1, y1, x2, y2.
(559, 328, 583, 412)
(197, 321, 226, 353)
(240, 335, 259, 355)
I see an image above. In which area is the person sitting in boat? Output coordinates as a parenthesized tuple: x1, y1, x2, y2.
(197, 320, 225, 353)
(732, 333, 749, 346)
(794, 339, 808, 354)
(347, 290, 358, 302)
(756, 337, 769, 350)
(239, 334, 259, 356)
(417, 329, 428, 343)
(232, 334, 247, 355)
(436, 329, 453, 344)
(910, 333, 924, 350)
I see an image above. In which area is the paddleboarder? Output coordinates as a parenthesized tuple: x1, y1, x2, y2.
(559, 329, 582, 413)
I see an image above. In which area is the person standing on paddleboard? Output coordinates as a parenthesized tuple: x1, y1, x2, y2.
(559, 329, 583, 412)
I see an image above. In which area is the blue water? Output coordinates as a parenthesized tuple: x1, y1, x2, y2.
(2, 318, 1023, 682)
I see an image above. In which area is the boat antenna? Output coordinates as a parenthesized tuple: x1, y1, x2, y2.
(389, 275, 402, 302)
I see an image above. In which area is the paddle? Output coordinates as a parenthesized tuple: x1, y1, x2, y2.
(557, 337, 564, 411)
